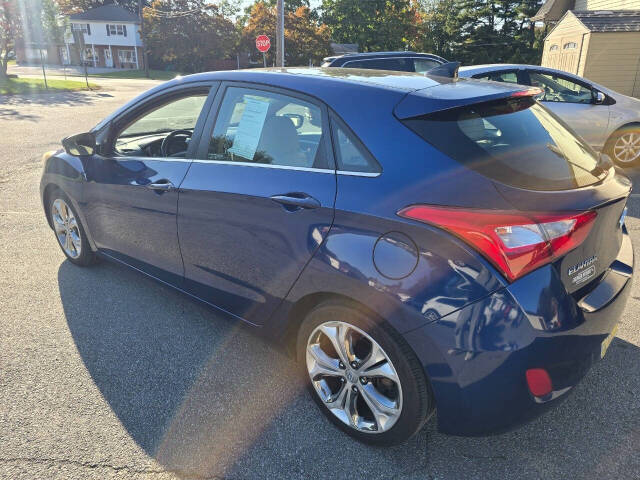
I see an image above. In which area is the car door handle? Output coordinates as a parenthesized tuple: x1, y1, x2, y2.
(147, 179, 175, 191)
(270, 193, 321, 210)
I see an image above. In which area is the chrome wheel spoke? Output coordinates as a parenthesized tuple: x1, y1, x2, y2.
(320, 324, 353, 365)
(51, 199, 81, 258)
(615, 133, 640, 163)
(362, 359, 399, 383)
(307, 344, 342, 378)
(306, 320, 403, 434)
(326, 384, 356, 427)
(359, 383, 399, 431)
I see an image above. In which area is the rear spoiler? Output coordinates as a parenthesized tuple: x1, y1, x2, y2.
(426, 61, 461, 78)
(394, 81, 543, 120)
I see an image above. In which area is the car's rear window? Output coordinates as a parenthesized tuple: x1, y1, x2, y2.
(401, 96, 606, 191)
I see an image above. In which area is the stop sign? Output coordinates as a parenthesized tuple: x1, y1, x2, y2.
(256, 35, 271, 53)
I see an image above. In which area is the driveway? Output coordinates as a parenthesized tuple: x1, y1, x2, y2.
(0, 81, 639, 480)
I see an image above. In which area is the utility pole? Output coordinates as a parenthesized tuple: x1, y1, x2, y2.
(276, 0, 284, 67)
(138, 0, 149, 77)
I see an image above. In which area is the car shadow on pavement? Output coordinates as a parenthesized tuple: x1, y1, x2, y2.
(58, 259, 640, 479)
(0, 91, 96, 110)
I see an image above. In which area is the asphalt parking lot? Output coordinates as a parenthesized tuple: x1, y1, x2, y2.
(1, 79, 639, 480)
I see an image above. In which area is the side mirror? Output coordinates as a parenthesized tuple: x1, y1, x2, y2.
(594, 91, 606, 105)
(62, 132, 96, 156)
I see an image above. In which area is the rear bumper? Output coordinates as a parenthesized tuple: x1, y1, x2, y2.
(403, 231, 633, 436)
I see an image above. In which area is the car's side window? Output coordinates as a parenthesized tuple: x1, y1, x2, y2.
(474, 71, 518, 84)
(331, 116, 381, 174)
(344, 58, 411, 71)
(413, 58, 442, 74)
(529, 72, 593, 104)
(208, 87, 330, 169)
(114, 92, 209, 158)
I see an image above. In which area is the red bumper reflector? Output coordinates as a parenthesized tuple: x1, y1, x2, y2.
(526, 368, 553, 397)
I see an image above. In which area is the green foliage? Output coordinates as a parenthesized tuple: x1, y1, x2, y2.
(144, 0, 239, 73)
(241, 2, 331, 66)
(414, 0, 544, 65)
(57, 0, 141, 15)
(320, 0, 417, 52)
(0, 0, 21, 77)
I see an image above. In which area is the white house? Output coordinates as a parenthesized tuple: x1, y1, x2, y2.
(62, 4, 145, 69)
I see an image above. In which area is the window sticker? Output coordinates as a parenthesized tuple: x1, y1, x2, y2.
(228, 97, 270, 161)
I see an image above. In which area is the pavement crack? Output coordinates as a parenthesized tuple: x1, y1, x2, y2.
(0, 457, 167, 475)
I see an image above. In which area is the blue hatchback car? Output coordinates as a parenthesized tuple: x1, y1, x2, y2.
(41, 68, 633, 445)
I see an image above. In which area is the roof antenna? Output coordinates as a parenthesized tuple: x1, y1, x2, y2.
(427, 61, 460, 79)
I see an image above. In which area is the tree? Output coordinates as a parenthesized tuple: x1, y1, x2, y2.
(57, 0, 140, 15)
(241, 2, 331, 66)
(143, 0, 239, 73)
(0, 0, 21, 79)
(42, 0, 65, 44)
(320, 0, 418, 52)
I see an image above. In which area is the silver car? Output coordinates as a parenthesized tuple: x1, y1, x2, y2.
(459, 64, 640, 167)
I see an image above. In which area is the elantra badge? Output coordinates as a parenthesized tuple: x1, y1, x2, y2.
(568, 255, 598, 285)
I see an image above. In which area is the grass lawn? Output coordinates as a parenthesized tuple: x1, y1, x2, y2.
(0, 77, 98, 95)
(88, 69, 181, 80)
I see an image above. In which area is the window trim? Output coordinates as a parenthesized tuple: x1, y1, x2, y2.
(104, 82, 219, 160)
(328, 110, 382, 176)
(563, 42, 577, 49)
(195, 80, 337, 172)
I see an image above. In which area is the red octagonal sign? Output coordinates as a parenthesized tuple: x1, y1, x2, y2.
(256, 35, 271, 53)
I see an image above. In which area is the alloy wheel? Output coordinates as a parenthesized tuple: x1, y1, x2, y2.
(306, 321, 403, 433)
(613, 132, 640, 164)
(51, 198, 82, 259)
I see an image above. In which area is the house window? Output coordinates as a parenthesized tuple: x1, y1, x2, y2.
(107, 24, 126, 36)
(118, 49, 136, 64)
(563, 42, 577, 49)
(549, 44, 559, 51)
(72, 23, 90, 35)
(83, 47, 96, 62)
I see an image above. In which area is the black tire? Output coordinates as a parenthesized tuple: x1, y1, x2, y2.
(47, 189, 97, 267)
(297, 299, 434, 445)
(605, 124, 640, 167)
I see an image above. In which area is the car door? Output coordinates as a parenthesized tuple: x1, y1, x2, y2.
(83, 83, 217, 285)
(524, 70, 611, 150)
(178, 83, 337, 326)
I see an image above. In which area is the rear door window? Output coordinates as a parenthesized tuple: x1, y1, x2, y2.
(208, 86, 330, 169)
(401, 96, 606, 191)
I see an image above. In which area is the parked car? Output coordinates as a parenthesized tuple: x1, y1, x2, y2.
(459, 64, 640, 167)
(322, 51, 447, 74)
(41, 68, 632, 445)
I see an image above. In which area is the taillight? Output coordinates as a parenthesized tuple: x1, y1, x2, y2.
(398, 206, 597, 282)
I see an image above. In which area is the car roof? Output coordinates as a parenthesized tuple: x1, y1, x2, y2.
(458, 63, 615, 94)
(330, 51, 443, 59)
(167, 67, 446, 95)
(94, 67, 530, 131)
